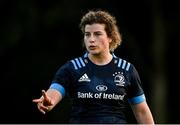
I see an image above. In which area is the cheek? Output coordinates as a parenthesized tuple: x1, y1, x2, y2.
(83, 39, 88, 47)
(100, 39, 110, 47)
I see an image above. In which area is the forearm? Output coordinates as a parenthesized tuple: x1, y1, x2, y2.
(132, 102, 154, 124)
(135, 107, 154, 124)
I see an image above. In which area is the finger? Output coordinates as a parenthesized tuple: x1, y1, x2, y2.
(32, 99, 42, 103)
(39, 109, 46, 114)
(38, 103, 48, 112)
(38, 103, 49, 114)
(38, 106, 46, 114)
(39, 103, 49, 110)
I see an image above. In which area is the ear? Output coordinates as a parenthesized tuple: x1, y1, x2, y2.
(108, 38, 112, 43)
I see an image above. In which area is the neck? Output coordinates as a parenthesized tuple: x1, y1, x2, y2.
(88, 52, 113, 65)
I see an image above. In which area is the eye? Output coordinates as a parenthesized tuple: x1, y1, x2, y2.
(94, 32, 103, 36)
(84, 33, 90, 37)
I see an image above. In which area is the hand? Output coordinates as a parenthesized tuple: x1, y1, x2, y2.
(33, 90, 53, 114)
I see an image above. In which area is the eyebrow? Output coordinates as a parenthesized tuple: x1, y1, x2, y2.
(85, 31, 103, 33)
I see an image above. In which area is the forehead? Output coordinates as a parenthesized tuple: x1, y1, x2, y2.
(85, 23, 106, 32)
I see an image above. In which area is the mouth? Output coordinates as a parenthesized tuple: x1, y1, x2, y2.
(88, 45, 97, 50)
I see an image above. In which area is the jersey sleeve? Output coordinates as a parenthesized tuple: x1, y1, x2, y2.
(49, 61, 73, 98)
(127, 64, 146, 105)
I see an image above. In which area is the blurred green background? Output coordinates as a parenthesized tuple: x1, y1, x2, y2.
(0, 0, 179, 123)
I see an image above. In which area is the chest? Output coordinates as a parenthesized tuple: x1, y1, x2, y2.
(72, 65, 130, 101)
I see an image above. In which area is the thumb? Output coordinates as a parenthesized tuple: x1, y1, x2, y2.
(42, 90, 47, 99)
(42, 90, 53, 105)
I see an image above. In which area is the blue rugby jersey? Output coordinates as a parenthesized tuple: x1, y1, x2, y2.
(50, 53, 146, 123)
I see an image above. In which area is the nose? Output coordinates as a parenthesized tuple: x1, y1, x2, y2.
(89, 35, 95, 43)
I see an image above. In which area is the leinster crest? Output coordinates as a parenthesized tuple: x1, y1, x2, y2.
(113, 72, 125, 86)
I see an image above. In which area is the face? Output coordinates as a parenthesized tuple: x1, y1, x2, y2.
(84, 23, 112, 55)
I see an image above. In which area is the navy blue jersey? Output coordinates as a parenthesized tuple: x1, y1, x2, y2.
(50, 53, 145, 123)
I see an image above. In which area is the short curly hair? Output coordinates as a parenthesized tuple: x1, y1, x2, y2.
(79, 10, 122, 52)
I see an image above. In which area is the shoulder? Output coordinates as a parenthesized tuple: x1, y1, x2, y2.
(113, 53, 134, 72)
(68, 53, 88, 70)
(113, 54, 141, 80)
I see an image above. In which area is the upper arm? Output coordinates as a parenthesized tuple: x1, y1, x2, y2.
(51, 61, 74, 97)
(127, 64, 146, 104)
(127, 65, 154, 123)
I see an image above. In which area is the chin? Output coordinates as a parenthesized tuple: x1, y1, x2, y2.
(89, 51, 101, 56)
(88, 50, 99, 55)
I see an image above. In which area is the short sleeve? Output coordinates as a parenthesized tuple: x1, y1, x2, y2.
(50, 61, 74, 97)
(127, 64, 146, 104)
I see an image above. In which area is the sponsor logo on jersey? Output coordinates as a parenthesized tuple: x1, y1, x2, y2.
(96, 85, 108, 92)
(113, 72, 125, 86)
(78, 73, 91, 82)
(77, 91, 125, 100)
